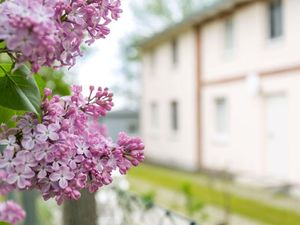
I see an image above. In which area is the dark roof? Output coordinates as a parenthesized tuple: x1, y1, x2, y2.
(104, 110, 139, 119)
(139, 0, 253, 50)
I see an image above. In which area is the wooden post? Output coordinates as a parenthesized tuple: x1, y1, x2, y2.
(63, 189, 97, 225)
(22, 191, 39, 225)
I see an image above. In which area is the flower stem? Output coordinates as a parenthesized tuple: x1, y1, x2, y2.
(0, 48, 7, 54)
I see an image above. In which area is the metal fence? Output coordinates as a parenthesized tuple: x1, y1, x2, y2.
(97, 188, 198, 225)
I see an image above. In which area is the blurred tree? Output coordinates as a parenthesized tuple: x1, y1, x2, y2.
(131, 0, 203, 31)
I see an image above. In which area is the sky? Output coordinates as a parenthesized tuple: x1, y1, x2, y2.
(69, 0, 214, 109)
(70, 1, 136, 108)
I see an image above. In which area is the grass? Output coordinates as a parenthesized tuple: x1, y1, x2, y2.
(127, 163, 300, 225)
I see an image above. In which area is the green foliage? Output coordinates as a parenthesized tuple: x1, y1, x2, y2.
(36, 199, 55, 225)
(144, 0, 174, 24)
(0, 105, 17, 127)
(0, 66, 41, 116)
(0, 144, 7, 153)
(129, 164, 300, 225)
(0, 48, 70, 225)
(0, 222, 10, 225)
(140, 191, 156, 209)
(38, 67, 70, 96)
(180, 182, 205, 217)
(34, 74, 46, 98)
(130, 0, 202, 30)
(0, 63, 12, 77)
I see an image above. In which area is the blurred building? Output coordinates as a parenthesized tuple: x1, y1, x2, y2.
(101, 110, 139, 140)
(140, 0, 300, 184)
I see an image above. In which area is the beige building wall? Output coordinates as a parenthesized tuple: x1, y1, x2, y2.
(202, 0, 300, 82)
(141, 30, 198, 170)
(201, 0, 300, 183)
(141, 0, 300, 183)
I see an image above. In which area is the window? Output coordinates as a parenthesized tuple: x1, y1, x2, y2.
(268, 0, 283, 39)
(170, 101, 179, 131)
(214, 98, 228, 135)
(149, 50, 156, 71)
(171, 38, 178, 65)
(224, 17, 234, 51)
(150, 102, 158, 127)
(128, 123, 137, 133)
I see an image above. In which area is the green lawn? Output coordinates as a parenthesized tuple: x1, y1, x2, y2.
(127, 163, 300, 225)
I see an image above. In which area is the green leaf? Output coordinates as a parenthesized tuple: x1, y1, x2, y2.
(0, 144, 7, 153)
(0, 41, 5, 49)
(0, 221, 10, 225)
(0, 63, 12, 77)
(0, 105, 17, 127)
(0, 66, 41, 116)
(34, 74, 46, 97)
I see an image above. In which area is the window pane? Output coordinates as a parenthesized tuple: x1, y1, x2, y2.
(171, 39, 178, 65)
(150, 50, 156, 73)
(224, 17, 234, 50)
(269, 0, 283, 39)
(151, 102, 158, 127)
(171, 101, 178, 131)
(215, 98, 228, 134)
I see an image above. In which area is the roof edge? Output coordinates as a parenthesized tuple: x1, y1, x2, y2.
(139, 0, 255, 50)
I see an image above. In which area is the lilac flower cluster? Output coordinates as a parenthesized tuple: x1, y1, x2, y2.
(0, 201, 26, 225)
(0, 86, 144, 204)
(0, 0, 122, 72)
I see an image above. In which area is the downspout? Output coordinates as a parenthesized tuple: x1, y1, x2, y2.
(194, 25, 203, 170)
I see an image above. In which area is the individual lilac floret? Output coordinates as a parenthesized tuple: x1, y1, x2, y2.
(36, 124, 60, 142)
(50, 166, 75, 189)
(0, 0, 123, 72)
(115, 132, 145, 174)
(84, 86, 114, 118)
(0, 171, 14, 195)
(0, 85, 144, 204)
(0, 201, 26, 225)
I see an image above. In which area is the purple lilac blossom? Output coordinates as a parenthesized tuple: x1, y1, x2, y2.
(0, 0, 123, 72)
(0, 200, 26, 225)
(0, 86, 144, 204)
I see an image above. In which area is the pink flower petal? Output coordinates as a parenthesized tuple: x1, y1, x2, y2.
(59, 178, 68, 189)
(49, 173, 60, 182)
(37, 124, 47, 133)
(38, 170, 47, 179)
(22, 168, 35, 179)
(17, 177, 28, 189)
(22, 138, 35, 150)
(64, 171, 75, 180)
(49, 123, 60, 132)
(6, 174, 18, 184)
(49, 132, 59, 141)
